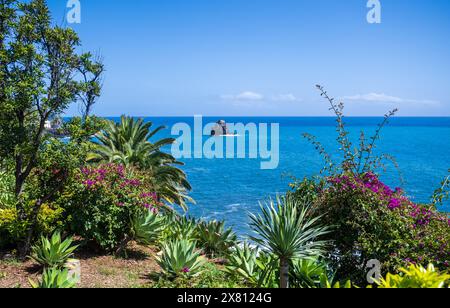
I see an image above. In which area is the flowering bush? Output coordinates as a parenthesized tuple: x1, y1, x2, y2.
(294, 172, 450, 284)
(62, 164, 162, 252)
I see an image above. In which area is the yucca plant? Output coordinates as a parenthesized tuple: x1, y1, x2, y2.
(196, 220, 238, 258)
(156, 239, 206, 278)
(131, 210, 165, 245)
(30, 268, 78, 289)
(249, 194, 330, 288)
(31, 231, 78, 269)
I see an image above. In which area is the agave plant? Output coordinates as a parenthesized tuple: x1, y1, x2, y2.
(161, 214, 198, 242)
(320, 277, 354, 289)
(156, 239, 206, 278)
(224, 243, 278, 288)
(31, 231, 78, 269)
(30, 268, 78, 289)
(131, 210, 165, 245)
(249, 194, 330, 288)
(196, 220, 237, 258)
(290, 258, 330, 288)
(88, 116, 193, 211)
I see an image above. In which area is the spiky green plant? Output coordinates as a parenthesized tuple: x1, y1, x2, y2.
(88, 116, 193, 211)
(156, 239, 206, 278)
(161, 214, 198, 242)
(290, 258, 330, 288)
(30, 268, 78, 289)
(195, 220, 237, 258)
(31, 231, 78, 269)
(224, 243, 278, 288)
(249, 194, 330, 288)
(131, 210, 165, 245)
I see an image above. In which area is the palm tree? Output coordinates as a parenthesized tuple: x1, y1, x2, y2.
(249, 194, 330, 288)
(88, 116, 193, 210)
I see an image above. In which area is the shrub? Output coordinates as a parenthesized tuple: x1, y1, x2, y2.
(0, 204, 65, 250)
(62, 164, 162, 252)
(156, 239, 206, 278)
(30, 268, 78, 289)
(376, 264, 450, 289)
(31, 231, 78, 269)
(195, 220, 237, 258)
(296, 172, 450, 284)
(0, 171, 15, 209)
(298, 86, 450, 284)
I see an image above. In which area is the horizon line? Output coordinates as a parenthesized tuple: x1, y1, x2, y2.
(64, 115, 450, 118)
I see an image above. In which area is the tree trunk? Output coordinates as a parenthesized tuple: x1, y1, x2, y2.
(280, 258, 290, 289)
(18, 199, 43, 259)
(116, 234, 131, 257)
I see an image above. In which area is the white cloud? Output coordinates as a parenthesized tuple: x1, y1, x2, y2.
(221, 92, 302, 104)
(271, 94, 301, 102)
(221, 91, 264, 101)
(342, 93, 439, 106)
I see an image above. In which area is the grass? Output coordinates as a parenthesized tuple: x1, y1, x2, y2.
(97, 267, 117, 277)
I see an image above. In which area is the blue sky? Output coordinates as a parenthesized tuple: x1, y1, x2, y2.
(46, 0, 450, 116)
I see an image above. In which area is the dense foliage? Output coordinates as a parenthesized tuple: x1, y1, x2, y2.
(61, 164, 161, 252)
(88, 116, 193, 211)
(376, 264, 450, 288)
(0, 0, 105, 256)
(293, 173, 450, 284)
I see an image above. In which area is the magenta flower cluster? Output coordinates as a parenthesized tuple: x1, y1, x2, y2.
(80, 164, 125, 189)
(328, 172, 449, 228)
(182, 267, 190, 273)
(78, 164, 160, 211)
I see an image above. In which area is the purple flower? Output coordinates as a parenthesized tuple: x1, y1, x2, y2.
(182, 267, 190, 273)
(388, 198, 401, 210)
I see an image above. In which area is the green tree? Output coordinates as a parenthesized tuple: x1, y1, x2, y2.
(88, 116, 193, 210)
(249, 194, 330, 288)
(0, 0, 104, 256)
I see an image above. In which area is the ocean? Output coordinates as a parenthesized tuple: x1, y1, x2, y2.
(110, 117, 450, 235)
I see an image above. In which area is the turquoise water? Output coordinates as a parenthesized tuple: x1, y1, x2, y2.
(111, 117, 450, 235)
